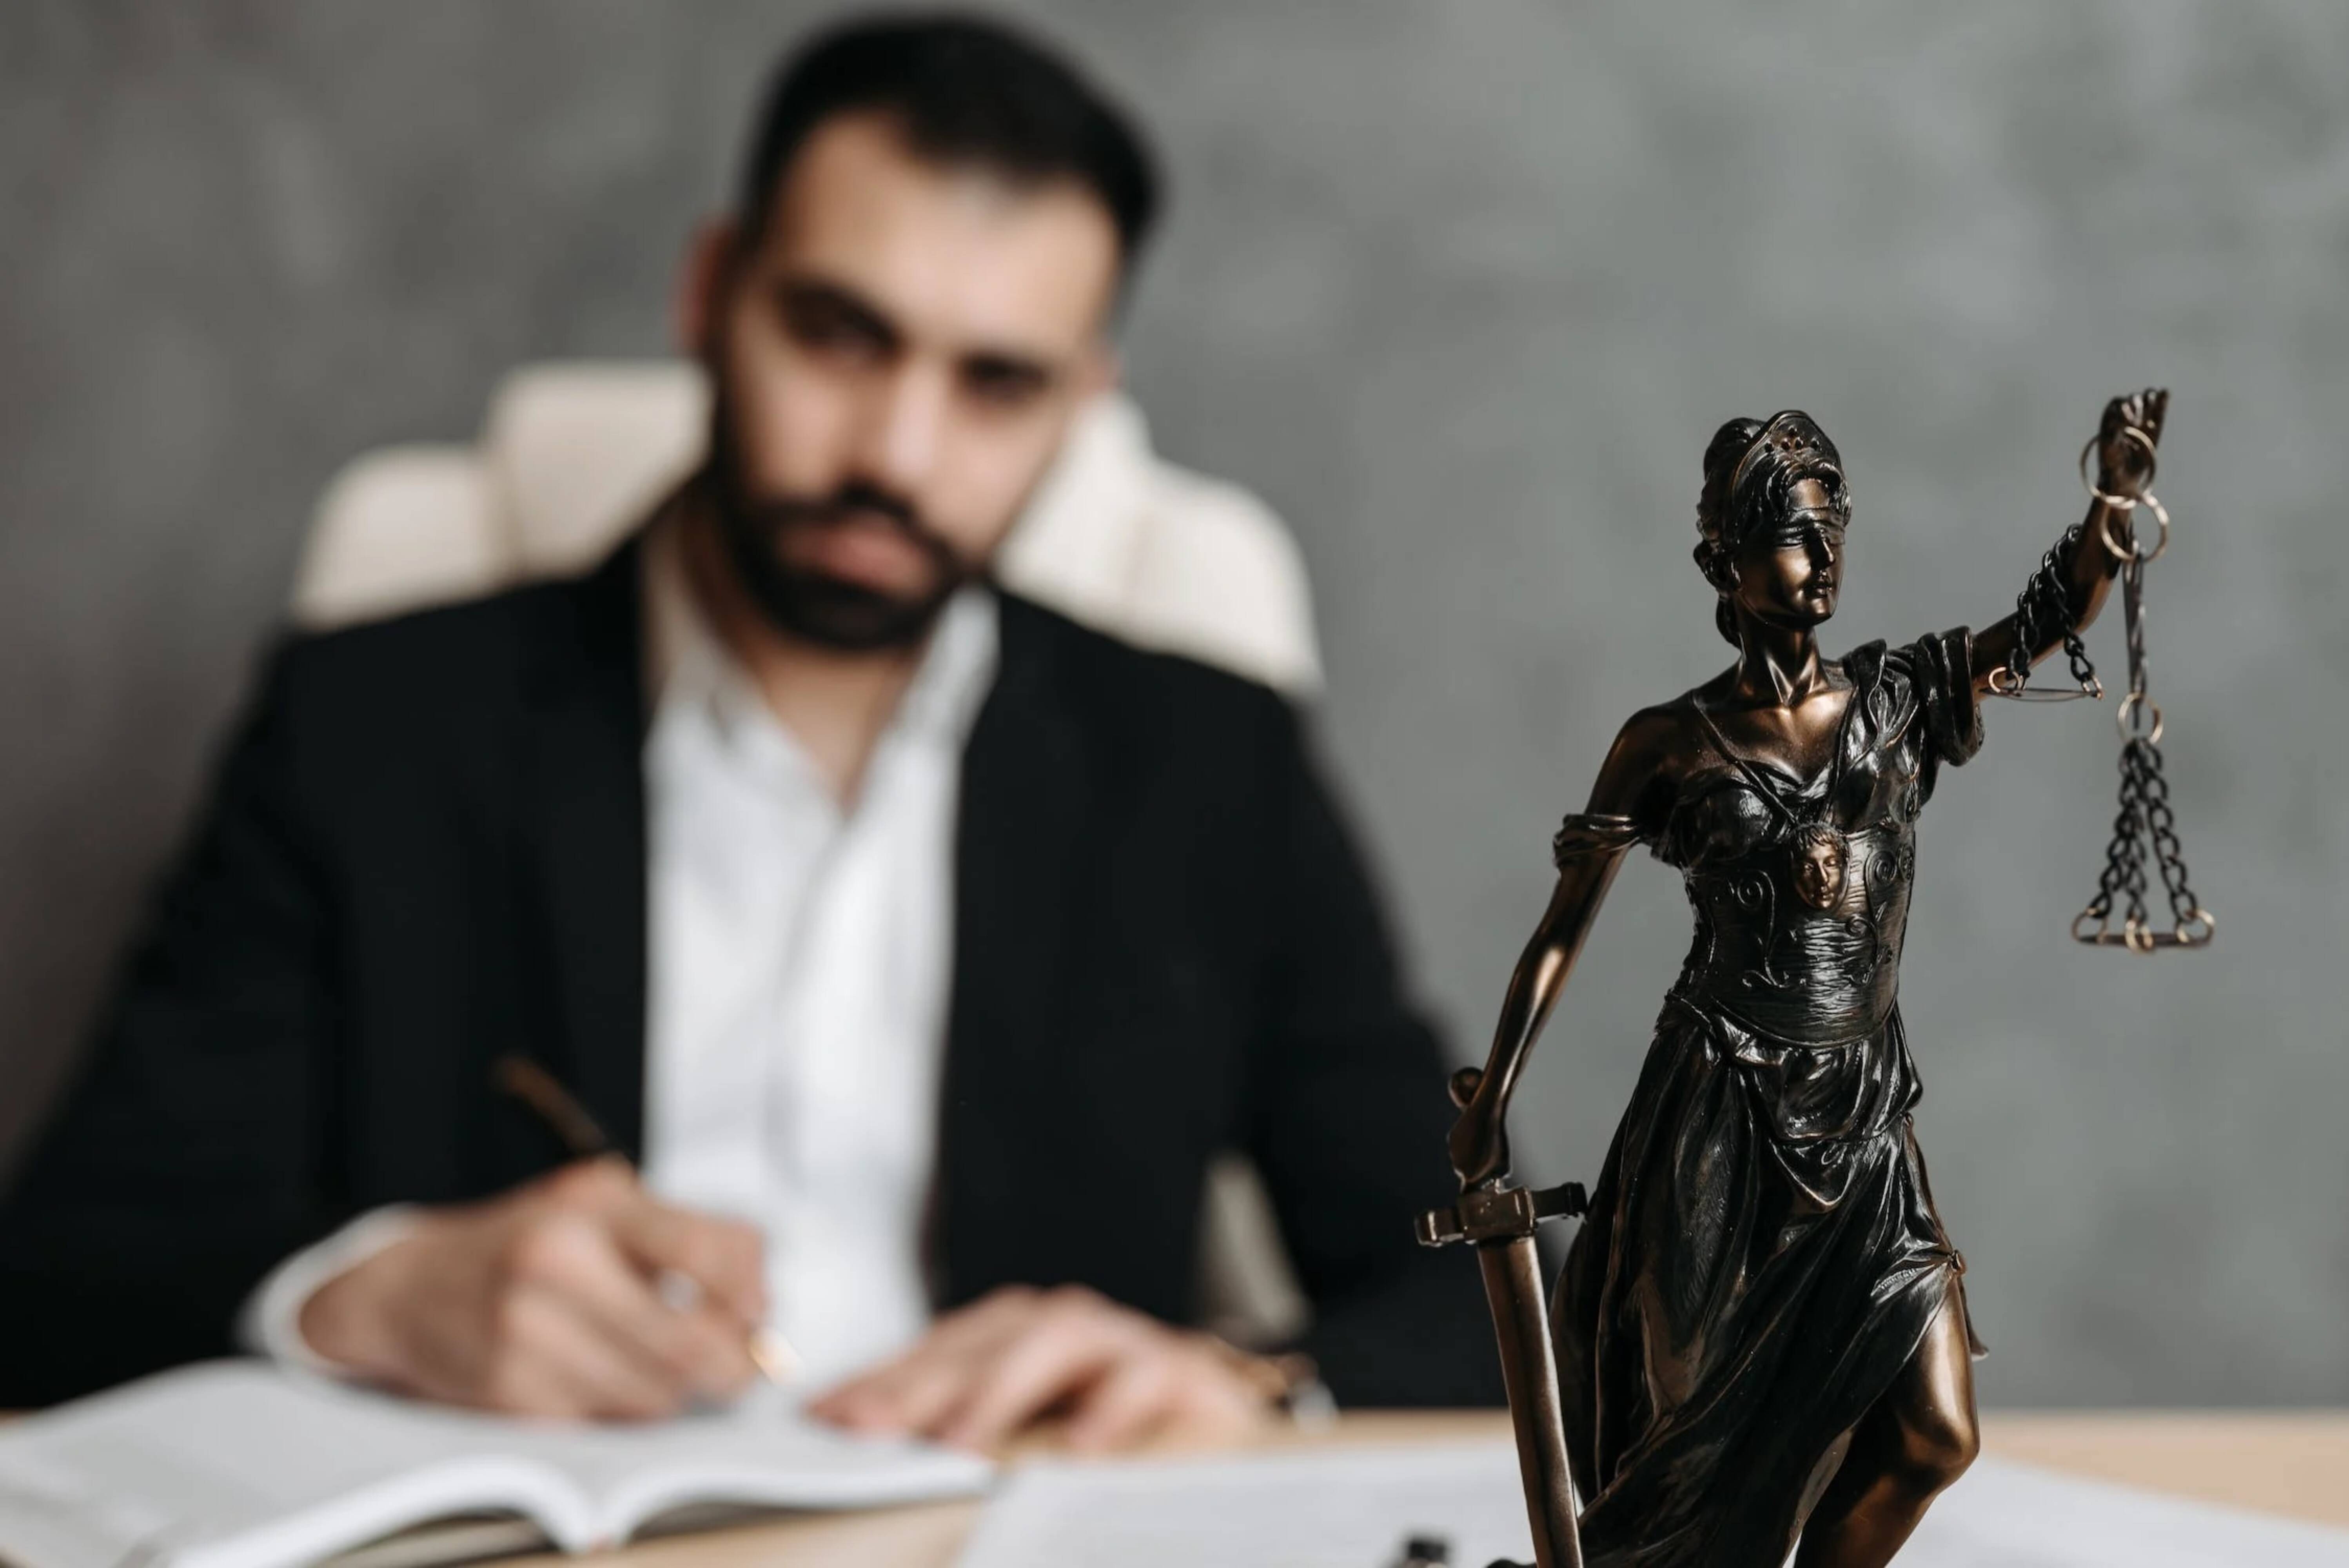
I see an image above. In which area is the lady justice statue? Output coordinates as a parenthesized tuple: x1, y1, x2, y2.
(1427, 390, 2183, 1568)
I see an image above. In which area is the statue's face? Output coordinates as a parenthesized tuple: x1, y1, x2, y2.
(1795, 829, 1847, 909)
(1731, 475, 1844, 632)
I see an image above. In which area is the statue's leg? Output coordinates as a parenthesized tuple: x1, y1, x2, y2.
(1791, 1279, 1979, 1568)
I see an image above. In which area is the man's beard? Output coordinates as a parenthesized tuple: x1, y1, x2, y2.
(702, 403, 977, 653)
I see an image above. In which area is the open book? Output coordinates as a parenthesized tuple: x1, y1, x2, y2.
(0, 1361, 992, 1568)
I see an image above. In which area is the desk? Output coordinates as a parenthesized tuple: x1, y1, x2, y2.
(524, 1410, 2349, 1568)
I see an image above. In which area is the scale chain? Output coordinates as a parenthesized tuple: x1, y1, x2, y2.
(1992, 523, 2101, 701)
(1997, 409, 2211, 949)
(2068, 472, 2213, 952)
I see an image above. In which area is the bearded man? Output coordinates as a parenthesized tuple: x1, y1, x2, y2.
(0, 14, 1495, 1443)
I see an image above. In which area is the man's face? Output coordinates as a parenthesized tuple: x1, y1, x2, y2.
(697, 111, 1121, 650)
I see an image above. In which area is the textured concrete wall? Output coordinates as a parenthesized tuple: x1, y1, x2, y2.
(4, 0, 2344, 1405)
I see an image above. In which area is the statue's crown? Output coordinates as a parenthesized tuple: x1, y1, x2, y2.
(1729, 410, 1833, 501)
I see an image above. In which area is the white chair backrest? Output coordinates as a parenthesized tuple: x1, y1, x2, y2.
(293, 363, 1321, 695)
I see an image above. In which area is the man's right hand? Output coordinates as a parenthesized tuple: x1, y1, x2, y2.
(299, 1159, 767, 1420)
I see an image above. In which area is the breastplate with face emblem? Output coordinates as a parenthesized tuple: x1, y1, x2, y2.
(1664, 693, 1922, 1044)
(1679, 816, 1915, 1042)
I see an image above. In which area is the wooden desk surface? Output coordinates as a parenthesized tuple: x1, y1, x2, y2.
(528, 1409, 2349, 1568)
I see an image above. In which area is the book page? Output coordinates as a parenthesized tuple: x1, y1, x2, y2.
(952, 1442, 2349, 1568)
(0, 1363, 992, 1568)
(484, 1381, 994, 1542)
(0, 1365, 585, 1568)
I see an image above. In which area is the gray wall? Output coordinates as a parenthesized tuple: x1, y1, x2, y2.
(4, 0, 2344, 1406)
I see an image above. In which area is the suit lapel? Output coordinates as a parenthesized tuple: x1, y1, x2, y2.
(518, 541, 650, 1161)
(934, 598, 1093, 1302)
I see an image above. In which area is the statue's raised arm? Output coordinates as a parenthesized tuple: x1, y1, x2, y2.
(1971, 388, 2168, 697)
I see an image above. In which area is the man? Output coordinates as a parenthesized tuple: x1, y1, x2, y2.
(0, 14, 1497, 1443)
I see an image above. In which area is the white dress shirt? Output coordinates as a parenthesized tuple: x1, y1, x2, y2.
(243, 524, 1000, 1388)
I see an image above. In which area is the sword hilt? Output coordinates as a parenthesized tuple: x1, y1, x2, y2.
(1416, 1179, 1587, 1249)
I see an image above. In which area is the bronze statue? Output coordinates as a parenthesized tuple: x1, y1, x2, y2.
(1421, 391, 2203, 1567)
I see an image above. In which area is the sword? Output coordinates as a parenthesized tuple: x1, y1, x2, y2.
(1419, 1124, 1588, 1566)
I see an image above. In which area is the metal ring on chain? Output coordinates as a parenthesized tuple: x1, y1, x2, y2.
(2115, 692, 2165, 746)
(2097, 489, 2170, 565)
(2077, 426, 2159, 511)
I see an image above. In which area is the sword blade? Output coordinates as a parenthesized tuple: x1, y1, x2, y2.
(1478, 1234, 1584, 1568)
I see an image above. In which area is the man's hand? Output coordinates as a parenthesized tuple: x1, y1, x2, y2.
(300, 1159, 767, 1420)
(808, 1284, 1284, 1454)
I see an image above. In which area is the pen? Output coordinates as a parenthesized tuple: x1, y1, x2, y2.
(492, 1053, 801, 1386)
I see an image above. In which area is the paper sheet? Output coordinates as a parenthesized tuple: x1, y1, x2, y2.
(953, 1440, 2349, 1568)
(956, 1443, 1533, 1568)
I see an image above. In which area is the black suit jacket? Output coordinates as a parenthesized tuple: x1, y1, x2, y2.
(0, 542, 1498, 1408)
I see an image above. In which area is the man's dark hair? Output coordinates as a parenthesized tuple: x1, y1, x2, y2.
(738, 11, 1160, 269)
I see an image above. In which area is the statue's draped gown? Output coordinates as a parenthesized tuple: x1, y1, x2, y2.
(1549, 630, 1988, 1566)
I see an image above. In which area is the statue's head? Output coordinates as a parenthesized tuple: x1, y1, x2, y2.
(1695, 411, 1850, 647)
